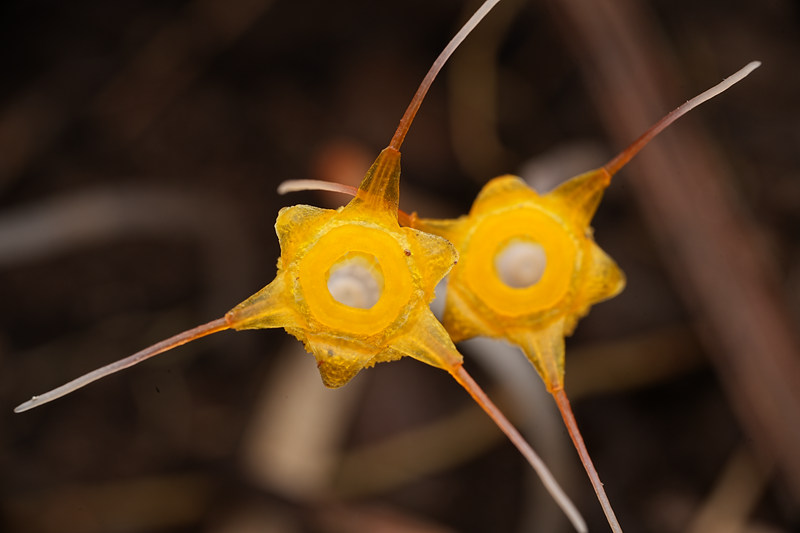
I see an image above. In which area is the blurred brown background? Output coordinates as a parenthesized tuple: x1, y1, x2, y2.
(2, 0, 799, 532)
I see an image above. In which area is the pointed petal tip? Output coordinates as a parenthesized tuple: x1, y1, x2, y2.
(355, 148, 402, 215)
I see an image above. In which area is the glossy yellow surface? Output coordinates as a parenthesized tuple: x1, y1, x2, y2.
(417, 169, 625, 392)
(225, 148, 463, 388)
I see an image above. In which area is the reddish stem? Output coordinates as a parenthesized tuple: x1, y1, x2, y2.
(552, 387, 623, 532)
(451, 365, 587, 532)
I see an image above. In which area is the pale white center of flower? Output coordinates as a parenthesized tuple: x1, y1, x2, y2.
(494, 239, 547, 288)
(327, 254, 384, 309)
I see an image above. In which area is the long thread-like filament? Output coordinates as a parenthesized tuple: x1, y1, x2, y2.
(451, 365, 588, 533)
(553, 387, 622, 533)
(14, 317, 230, 413)
(604, 61, 760, 177)
(389, 0, 502, 151)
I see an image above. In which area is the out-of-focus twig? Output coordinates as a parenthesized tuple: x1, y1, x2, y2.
(89, 0, 274, 142)
(0, 185, 255, 313)
(687, 445, 772, 533)
(566, 325, 705, 399)
(549, 0, 800, 500)
(0, 0, 273, 188)
(241, 342, 367, 499)
(332, 385, 500, 499)
(312, 503, 457, 533)
(3, 474, 212, 533)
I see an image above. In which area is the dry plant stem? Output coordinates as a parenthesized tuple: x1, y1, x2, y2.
(553, 387, 622, 533)
(14, 317, 230, 413)
(389, 0, 501, 151)
(451, 365, 588, 533)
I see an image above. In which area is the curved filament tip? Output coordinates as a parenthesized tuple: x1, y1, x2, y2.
(277, 179, 358, 197)
(604, 61, 760, 177)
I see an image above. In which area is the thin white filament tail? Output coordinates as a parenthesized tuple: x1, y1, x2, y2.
(681, 61, 761, 117)
(604, 61, 760, 176)
(14, 318, 229, 413)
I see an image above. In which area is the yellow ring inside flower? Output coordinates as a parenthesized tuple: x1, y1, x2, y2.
(463, 208, 576, 316)
(298, 224, 413, 336)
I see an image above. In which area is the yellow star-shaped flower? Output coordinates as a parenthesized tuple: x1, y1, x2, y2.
(226, 148, 462, 388)
(417, 168, 625, 392)
(415, 167, 626, 531)
(226, 149, 587, 528)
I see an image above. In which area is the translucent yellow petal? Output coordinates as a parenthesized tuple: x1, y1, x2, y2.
(302, 333, 381, 388)
(413, 216, 469, 247)
(469, 175, 537, 216)
(404, 227, 459, 299)
(226, 274, 302, 331)
(389, 309, 463, 372)
(564, 242, 626, 335)
(440, 278, 497, 343)
(514, 320, 567, 393)
(352, 147, 402, 219)
(547, 168, 611, 229)
(275, 204, 336, 260)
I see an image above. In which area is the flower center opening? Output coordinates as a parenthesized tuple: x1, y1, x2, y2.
(494, 238, 547, 289)
(327, 252, 385, 309)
